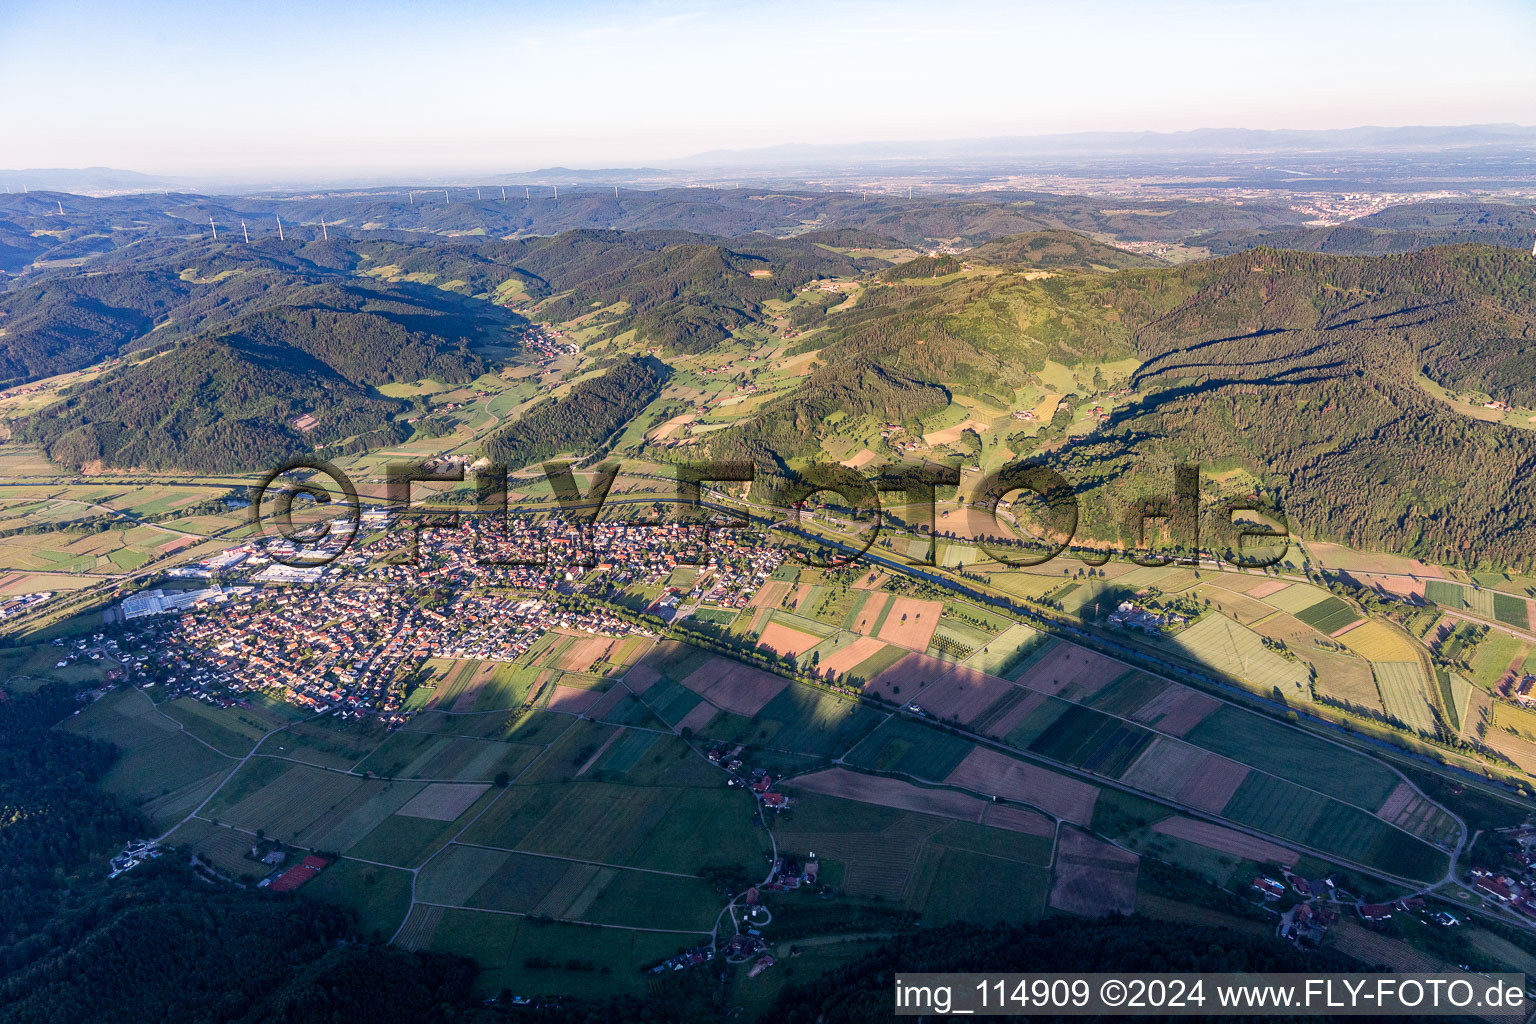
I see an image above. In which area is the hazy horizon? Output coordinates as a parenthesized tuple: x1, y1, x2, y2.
(4, 0, 1533, 178)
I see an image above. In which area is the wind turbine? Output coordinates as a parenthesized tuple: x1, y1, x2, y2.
(501, 186, 506, 200)
(276, 216, 284, 241)
(1530, 209, 1536, 257)
(614, 185, 619, 199)
(320, 216, 328, 241)
(242, 220, 249, 244)
(524, 186, 530, 199)
(477, 188, 482, 200)
(553, 184, 558, 199)
(57, 200, 64, 215)
(209, 216, 217, 240)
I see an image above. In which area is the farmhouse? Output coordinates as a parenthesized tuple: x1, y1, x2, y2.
(1251, 876, 1286, 900)
(1357, 903, 1393, 923)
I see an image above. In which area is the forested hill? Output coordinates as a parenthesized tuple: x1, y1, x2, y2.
(0, 229, 859, 385)
(714, 243, 1536, 569)
(22, 332, 414, 474)
(1200, 202, 1536, 256)
(535, 236, 867, 353)
(483, 356, 670, 469)
(13, 189, 1533, 283)
(0, 237, 515, 387)
(0, 188, 1303, 269)
(16, 262, 499, 472)
(966, 229, 1166, 269)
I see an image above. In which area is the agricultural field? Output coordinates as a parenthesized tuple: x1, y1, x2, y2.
(1427, 580, 1532, 628)
(1489, 698, 1536, 743)
(1338, 619, 1423, 662)
(1084, 671, 1167, 717)
(1049, 828, 1138, 917)
(699, 681, 880, 758)
(60, 688, 231, 827)
(1219, 772, 1447, 882)
(772, 791, 1051, 915)
(1117, 737, 1247, 814)
(159, 696, 294, 757)
(843, 717, 975, 779)
(1370, 661, 1439, 734)
(1310, 650, 1386, 712)
(44, 541, 1494, 1003)
(1295, 596, 1362, 635)
(1184, 706, 1403, 811)
(1468, 633, 1531, 692)
(1026, 703, 1156, 779)
(1262, 582, 1338, 616)
(962, 622, 1051, 677)
(1166, 614, 1311, 692)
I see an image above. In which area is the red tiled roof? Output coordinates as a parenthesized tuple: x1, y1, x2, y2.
(269, 855, 330, 892)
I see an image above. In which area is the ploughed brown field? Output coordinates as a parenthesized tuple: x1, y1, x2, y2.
(1049, 827, 1138, 916)
(876, 597, 942, 650)
(1153, 816, 1298, 865)
(861, 652, 951, 700)
(757, 621, 823, 657)
(945, 747, 1099, 825)
(680, 656, 788, 716)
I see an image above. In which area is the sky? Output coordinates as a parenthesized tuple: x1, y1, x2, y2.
(3, 0, 1534, 178)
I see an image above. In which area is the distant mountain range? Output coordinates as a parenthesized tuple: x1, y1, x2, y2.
(0, 166, 187, 193)
(675, 124, 1536, 167)
(10, 124, 1536, 195)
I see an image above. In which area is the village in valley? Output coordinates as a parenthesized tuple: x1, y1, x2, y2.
(26, 479, 1531, 1002)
